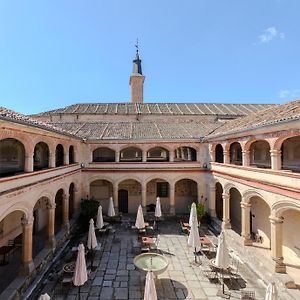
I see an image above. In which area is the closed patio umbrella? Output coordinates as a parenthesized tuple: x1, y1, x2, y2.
(135, 204, 145, 229)
(87, 218, 98, 270)
(187, 202, 201, 264)
(154, 197, 162, 218)
(96, 205, 104, 229)
(107, 196, 115, 217)
(38, 293, 50, 300)
(265, 282, 278, 300)
(144, 271, 157, 300)
(73, 243, 88, 300)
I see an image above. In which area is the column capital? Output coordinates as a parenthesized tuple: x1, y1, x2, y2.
(270, 149, 282, 156)
(47, 202, 56, 210)
(242, 150, 250, 154)
(222, 193, 230, 201)
(62, 193, 69, 201)
(21, 215, 34, 226)
(269, 215, 284, 224)
(240, 202, 251, 209)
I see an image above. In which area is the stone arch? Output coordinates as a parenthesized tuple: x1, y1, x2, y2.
(145, 174, 171, 185)
(92, 147, 115, 162)
(116, 176, 142, 186)
(144, 144, 172, 152)
(273, 133, 300, 151)
(242, 190, 265, 204)
(33, 141, 50, 171)
(69, 145, 75, 164)
(88, 175, 115, 186)
(229, 187, 242, 235)
(55, 144, 64, 167)
(249, 140, 271, 168)
(224, 182, 239, 195)
(174, 146, 197, 161)
(119, 147, 142, 162)
(215, 182, 223, 221)
(215, 144, 224, 163)
(280, 136, 300, 172)
(0, 205, 29, 223)
(229, 141, 242, 165)
(146, 146, 169, 162)
(272, 200, 300, 218)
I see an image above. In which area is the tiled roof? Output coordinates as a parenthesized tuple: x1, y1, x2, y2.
(0, 107, 79, 139)
(50, 121, 221, 140)
(207, 99, 300, 139)
(33, 102, 275, 117)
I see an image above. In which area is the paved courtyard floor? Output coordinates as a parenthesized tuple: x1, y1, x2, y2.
(41, 219, 268, 300)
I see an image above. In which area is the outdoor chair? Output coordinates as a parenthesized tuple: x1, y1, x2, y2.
(240, 290, 255, 299)
(149, 236, 160, 252)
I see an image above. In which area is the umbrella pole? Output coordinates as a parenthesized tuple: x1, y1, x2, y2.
(194, 247, 197, 263)
(78, 285, 81, 300)
(91, 249, 94, 270)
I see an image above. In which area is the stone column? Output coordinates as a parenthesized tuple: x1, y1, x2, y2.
(242, 150, 250, 167)
(20, 216, 35, 275)
(115, 150, 120, 163)
(25, 152, 34, 172)
(270, 216, 286, 273)
(73, 188, 81, 216)
(64, 150, 69, 165)
(209, 148, 216, 162)
(49, 150, 56, 168)
(141, 183, 147, 213)
(47, 202, 56, 249)
(62, 193, 70, 232)
(241, 202, 252, 245)
(197, 183, 202, 204)
(113, 182, 119, 214)
(223, 150, 230, 164)
(169, 150, 174, 162)
(142, 150, 147, 162)
(208, 184, 216, 217)
(222, 193, 231, 229)
(169, 183, 175, 215)
(270, 150, 282, 171)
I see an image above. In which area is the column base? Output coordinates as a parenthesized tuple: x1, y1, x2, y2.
(19, 260, 35, 276)
(142, 206, 147, 214)
(243, 237, 253, 246)
(222, 220, 231, 230)
(169, 206, 176, 215)
(46, 236, 56, 249)
(63, 222, 70, 234)
(273, 257, 286, 273)
(114, 206, 119, 215)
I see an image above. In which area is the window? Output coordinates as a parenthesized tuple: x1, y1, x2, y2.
(157, 182, 168, 197)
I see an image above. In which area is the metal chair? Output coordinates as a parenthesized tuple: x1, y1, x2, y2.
(241, 290, 255, 299)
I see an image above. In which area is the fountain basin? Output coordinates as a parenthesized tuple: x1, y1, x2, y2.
(134, 253, 169, 275)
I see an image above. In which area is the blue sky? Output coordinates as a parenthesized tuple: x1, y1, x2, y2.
(0, 1, 299, 114)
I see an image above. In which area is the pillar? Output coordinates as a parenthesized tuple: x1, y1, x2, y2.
(74, 188, 81, 214)
(141, 182, 147, 213)
(270, 216, 286, 273)
(20, 216, 35, 275)
(209, 147, 216, 162)
(169, 183, 175, 215)
(242, 150, 250, 167)
(113, 182, 119, 214)
(142, 150, 147, 162)
(208, 184, 216, 217)
(197, 183, 202, 204)
(222, 193, 231, 229)
(64, 150, 69, 165)
(47, 202, 56, 249)
(169, 150, 174, 162)
(241, 202, 252, 245)
(25, 151, 34, 172)
(270, 150, 282, 171)
(62, 193, 70, 232)
(223, 150, 230, 164)
(115, 150, 120, 163)
(49, 150, 56, 168)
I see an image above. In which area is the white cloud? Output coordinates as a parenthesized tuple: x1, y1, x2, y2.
(278, 89, 300, 99)
(258, 27, 285, 43)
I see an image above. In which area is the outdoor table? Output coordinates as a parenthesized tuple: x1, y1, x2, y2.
(63, 261, 76, 273)
(141, 237, 155, 245)
(200, 236, 215, 252)
(0, 246, 15, 265)
(182, 222, 190, 228)
(144, 222, 149, 228)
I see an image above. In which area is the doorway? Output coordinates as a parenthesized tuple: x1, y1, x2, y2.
(118, 189, 128, 213)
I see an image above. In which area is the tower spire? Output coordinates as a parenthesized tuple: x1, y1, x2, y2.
(132, 39, 142, 75)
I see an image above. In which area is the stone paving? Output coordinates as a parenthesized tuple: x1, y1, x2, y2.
(45, 220, 268, 300)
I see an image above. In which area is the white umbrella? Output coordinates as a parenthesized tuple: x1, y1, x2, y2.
(154, 197, 162, 218)
(144, 271, 157, 300)
(189, 203, 194, 227)
(187, 202, 201, 263)
(107, 196, 115, 217)
(265, 282, 278, 300)
(87, 219, 98, 250)
(96, 205, 104, 229)
(135, 204, 145, 229)
(73, 243, 88, 298)
(38, 294, 50, 300)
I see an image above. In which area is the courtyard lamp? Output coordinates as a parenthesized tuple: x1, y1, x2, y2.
(187, 202, 201, 265)
(107, 196, 115, 217)
(87, 218, 98, 271)
(265, 282, 278, 300)
(96, 205, 104, 229)
(144, 270, 157, 300)
(73, 243, 88, 300)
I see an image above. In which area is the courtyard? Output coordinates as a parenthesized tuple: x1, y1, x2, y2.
(32, 219, 269, 300)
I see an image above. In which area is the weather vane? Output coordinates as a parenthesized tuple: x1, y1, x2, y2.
(135, 38, 139, 54)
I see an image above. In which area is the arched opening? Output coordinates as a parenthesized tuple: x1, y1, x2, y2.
(215, 144, 224, 163)
(54, 189, 64, 234)
(147, 147, 169, 162)
(118, 179, 141, 213)
(229, 188, 242, 235)
(0, 138, 25, 177)
(146, 179, 170, 213)
(0, 210, 24, 293)
(55, 144, 64, 167)
(118, 189, 128, 213)
(249, 196, 270, 249)
(120, 147, 142, 162)
(90, 180, 113, 213)
(174, 147, 197, 161)
(32, 198, 48, 257)
(230, 142, 242, 165)
(215, 182, 223, 221)
(92, 147, 115, 162)
(69, 145, 75, 164)
(175, 179, 198, 213)
(281, 136, 300, 173)
(33, 142, 49, 171)
(69, 183, 75, 219)
(282, 209, 300, 283)
(250, 140, 271, 169)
